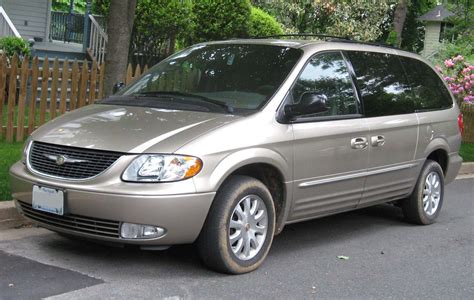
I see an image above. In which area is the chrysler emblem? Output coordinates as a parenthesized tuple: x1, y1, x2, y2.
(43, 154, 88, 165)
(56, 155, 66, 166)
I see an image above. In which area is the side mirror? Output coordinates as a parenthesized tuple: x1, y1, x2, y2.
(113, 82, 126, 94)
(284, 92, 329, 119)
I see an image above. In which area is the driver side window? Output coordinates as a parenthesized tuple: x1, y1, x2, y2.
(292, 52, 358, 118)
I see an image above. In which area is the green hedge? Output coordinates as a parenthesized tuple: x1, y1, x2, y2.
(0, 36, 31, 59)
(248, 7, 283, 37)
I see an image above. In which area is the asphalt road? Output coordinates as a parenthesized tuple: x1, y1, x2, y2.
(0, 178, 472, 299)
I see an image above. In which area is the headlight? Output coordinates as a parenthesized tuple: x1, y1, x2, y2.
(122, 154, 202, 182)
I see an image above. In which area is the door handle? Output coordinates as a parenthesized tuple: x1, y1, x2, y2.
(351, 137, 368, 149)
(370, 135, 385, 147)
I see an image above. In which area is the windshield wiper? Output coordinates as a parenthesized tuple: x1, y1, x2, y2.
(134, 91, 234, 114)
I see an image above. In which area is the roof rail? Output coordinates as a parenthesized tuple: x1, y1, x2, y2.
(252, 33, 399, 50)
(252, 34, 352, 41)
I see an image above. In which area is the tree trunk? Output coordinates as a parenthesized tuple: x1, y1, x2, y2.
(103, 0, 137, 97)
(393, 0, 408, 47)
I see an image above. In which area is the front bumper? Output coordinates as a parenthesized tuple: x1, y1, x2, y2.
(9, 162, 215, 246)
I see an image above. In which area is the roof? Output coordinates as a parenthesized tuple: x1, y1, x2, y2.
(417, 5, 454, 22)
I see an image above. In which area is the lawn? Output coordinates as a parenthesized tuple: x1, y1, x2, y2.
(0, 140, 473, 201)
(0, 138, 23, 201)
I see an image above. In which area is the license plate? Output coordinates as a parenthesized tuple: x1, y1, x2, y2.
(32, 185, 64, 215)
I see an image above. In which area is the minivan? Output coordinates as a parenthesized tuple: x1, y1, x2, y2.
(10, 38, 463, 274)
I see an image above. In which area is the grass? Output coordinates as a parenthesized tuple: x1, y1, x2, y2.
(460, 143, 474, 162)
(0, 137, 23, 201)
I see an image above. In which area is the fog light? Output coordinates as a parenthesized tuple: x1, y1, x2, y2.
(120, 222, 166, 239)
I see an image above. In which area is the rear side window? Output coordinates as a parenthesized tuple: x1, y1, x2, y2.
(399, 57, 453, 111)
(346, 51, 414, 117)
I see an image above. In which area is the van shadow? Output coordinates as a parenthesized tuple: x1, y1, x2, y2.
(38, 204, 410, 278)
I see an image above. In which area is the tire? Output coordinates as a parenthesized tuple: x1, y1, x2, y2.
(402, 160, 444, 225)
(197, 175, 276, 274)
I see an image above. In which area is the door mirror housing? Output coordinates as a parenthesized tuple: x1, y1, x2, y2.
(113, 82, 126, 94)
(284, 92, 329, 120)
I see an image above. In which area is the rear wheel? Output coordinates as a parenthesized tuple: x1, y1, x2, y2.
(402, 160, 444, 225)
(197, 175, 275, 274)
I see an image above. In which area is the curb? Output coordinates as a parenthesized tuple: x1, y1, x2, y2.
(0, 201, 30, 230)
(1, 162, 473, 230)
(458, 162, 474, 175)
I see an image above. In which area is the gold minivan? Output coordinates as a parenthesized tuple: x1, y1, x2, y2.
(10, 39, 463, 274)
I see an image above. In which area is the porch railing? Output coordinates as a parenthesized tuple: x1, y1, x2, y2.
(88, 15, 108, 64)
(0, 6, 20, 38)
(50, 11, 85, 43)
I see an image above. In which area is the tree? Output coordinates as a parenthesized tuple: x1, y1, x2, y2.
(248, 7, 283, 37)
(103, 0, 137, 96)
(393, 0, 408, 46)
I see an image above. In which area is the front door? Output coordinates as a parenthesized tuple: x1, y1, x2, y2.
(288, 51, 369, 221)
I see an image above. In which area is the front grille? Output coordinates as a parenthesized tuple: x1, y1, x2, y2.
(18, 201, 121, 238)
(28, 142, 123, 179)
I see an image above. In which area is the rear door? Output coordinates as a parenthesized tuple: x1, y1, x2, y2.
(288, 51, 370, 221)
(345, 51, 419, 207)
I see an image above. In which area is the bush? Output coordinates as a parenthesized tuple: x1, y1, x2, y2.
(130, 0, 193, 66)
(190, 0, 251, 43)
(0, 37, 31, 59)
(435, 55, 474, 105)
(248, 7, 283, 37)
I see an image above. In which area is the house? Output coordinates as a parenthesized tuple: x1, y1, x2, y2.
(0, 0, 106, 62)
(418, 4, 455, 57)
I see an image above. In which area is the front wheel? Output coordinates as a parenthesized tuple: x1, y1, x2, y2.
(197, 175, 276, 274)
(402, 160, 444, 225)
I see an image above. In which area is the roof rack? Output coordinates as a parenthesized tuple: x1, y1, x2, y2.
(253, 33, 352, 41)
(252, 33, 399, 49)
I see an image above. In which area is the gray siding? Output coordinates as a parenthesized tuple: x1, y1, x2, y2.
(2, 0, 49, 40)
(422, 22, 441, 57)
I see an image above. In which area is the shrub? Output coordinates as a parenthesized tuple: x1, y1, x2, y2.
(190, 0, 251, 43)
(0, 37, 31, 59)
(248, 7, 283, 37)
(436, 55, 474, 105)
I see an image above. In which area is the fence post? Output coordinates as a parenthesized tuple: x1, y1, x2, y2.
(28, 57, 39, 135)
(98, 62, 105, 100)
(16, 56, 29, 142)
(70, 60, 80, 110)
(50, 58, 60, 120)
(6, 54, 18, 143)
(89, 59, 97, 104)
(59, 59, 69, 114)
(39, 56, 49, 126)
(78, 59, 89, 107)
(0, 54, 6, 138)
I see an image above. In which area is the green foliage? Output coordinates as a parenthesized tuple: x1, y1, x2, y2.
(130, 0, 193, 66)
(386, 30, 398, 46)
(0, 37, 31, 59)
(52, 0, 87, 13)
(190, 0, 252, 43)
(252, 0, 393, 41)
(248, 7, 283, 37)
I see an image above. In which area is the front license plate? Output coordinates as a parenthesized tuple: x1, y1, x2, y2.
(32, 185, 64, 215)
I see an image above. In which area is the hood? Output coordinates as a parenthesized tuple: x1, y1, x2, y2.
(32, 104, 240, 153)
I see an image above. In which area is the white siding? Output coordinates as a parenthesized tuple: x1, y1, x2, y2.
(422, 22, 441, 57)
(2, 0, 48, 40)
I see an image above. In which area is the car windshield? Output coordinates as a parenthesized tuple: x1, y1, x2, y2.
(102, 43, 302, 114)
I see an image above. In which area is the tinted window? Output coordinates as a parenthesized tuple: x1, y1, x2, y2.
(399, 57, 453, 111)
(292, 52, 358, 117)
(347, 51, 414, 117)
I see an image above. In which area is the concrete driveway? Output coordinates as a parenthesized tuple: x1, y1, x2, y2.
(1, 178, 472, 299)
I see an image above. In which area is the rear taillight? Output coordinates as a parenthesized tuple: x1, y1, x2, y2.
(458, 113, 464, 136)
